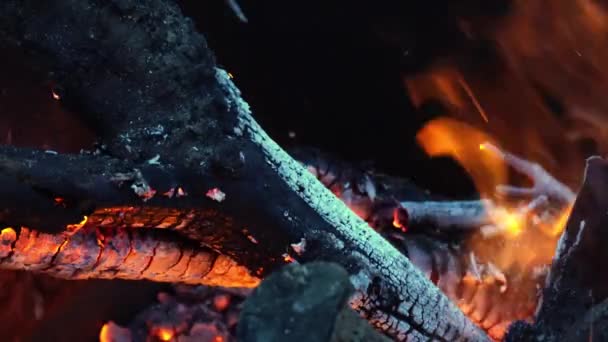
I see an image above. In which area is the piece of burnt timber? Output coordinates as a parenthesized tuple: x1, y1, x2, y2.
(0, 225, 259, 288)
(238, 262, 390, 342)
(0, 1, 487, 340)
(505, 157, 608, 341)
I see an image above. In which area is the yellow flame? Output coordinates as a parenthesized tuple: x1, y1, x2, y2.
(542, 205, 573, 237)
(1, 227, 15, 237)
(501, 212, 524, 238)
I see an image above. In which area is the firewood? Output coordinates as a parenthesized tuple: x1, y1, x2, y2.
(505, 156, 608, 341)
(0, 0, 487, 340)
(238, 262, 390, 342)
(0, 225, 259, 287)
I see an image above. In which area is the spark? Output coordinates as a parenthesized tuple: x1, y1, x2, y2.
(458, 77, 489, 123)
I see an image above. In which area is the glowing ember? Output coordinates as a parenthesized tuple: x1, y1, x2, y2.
(66, 215, 88, 232)
(99, 322, 131, 342)
(1, 227, 16, 240)
(213, 294, 231, 312)
(392, 207, 408, 232)
(0, 227, 16, 256)
(282, 253, 295, 263)
(206, 188, 226, 202)
(155, 328, 174, 341)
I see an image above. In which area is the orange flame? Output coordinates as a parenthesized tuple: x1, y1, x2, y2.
(99, 323, 111, 342)
(416, 117, 506, 198)
(416, 117, 571, 269)
(66, 215, 88, 233)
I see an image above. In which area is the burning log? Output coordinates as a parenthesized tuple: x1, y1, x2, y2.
(0, 225, 259, 288)
(505, 156, 608, 341)
(296, 145, 568, 340)
(0, 0, 487, 340)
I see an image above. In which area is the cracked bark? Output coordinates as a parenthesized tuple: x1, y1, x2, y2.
(0, 225, 259, 287)
(0, 0, 487, 340)
(505, 157, 608, 341)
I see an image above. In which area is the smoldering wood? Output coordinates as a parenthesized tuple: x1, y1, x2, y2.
(505, 156, 608, 341)
(292, 146, 492, 231)
(123, 285, 249, 341)
(0, 225, 259, 288)
(0, 0, 488, 340)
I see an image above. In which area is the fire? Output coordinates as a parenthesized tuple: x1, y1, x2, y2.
(66, 215, 88, 232)
(99, 323, 111, 342)
(503, 212, 522, 237)
(392, 207, 408, 232)
(282, 253, 295, 263)
(416, 117, 506, 198)
(99, 322, 131, 342)
(416, 117, 572, 273)
(155, 328, 174, 341)
(213, 294, 231, 312)
(1, 227, 16, 240)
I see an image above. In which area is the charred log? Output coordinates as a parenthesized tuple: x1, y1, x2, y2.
(237, 262, 390, 342)
(505, 156, 608, 341)
(0, 225, 259, 288)
(0, 0, 486, 340)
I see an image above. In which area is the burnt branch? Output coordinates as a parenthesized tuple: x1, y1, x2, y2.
(399, 200, 490, 229)
(481, 142, 576, 206)
(0, 0, 487, 340)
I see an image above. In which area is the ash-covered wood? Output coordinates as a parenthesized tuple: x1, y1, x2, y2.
(238, 262, 390, 342)
(0, 0, 487, 340)
(505, 156, 608, 341)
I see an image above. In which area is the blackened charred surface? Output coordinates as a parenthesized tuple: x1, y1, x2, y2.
(238, 262, 359, 342)
(0, 145, 280, 272)
(506, 157, 608, 341)
(0, 0, 234, 166)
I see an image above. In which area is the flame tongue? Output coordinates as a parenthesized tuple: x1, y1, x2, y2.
(416, 117, 507, 199)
